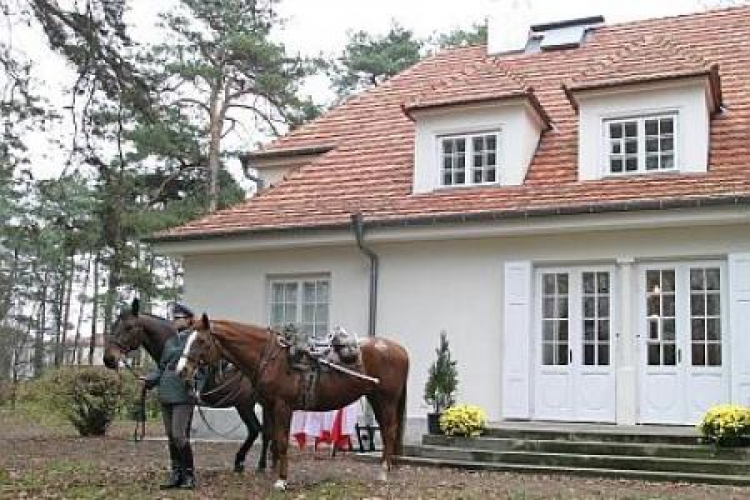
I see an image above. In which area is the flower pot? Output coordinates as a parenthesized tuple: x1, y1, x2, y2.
(427, 412, 443, 434)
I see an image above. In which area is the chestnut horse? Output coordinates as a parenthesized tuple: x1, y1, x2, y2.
(103, 299, 271, 473)
(177, 314, 409, 491)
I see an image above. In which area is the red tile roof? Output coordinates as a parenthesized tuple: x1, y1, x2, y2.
(156, 6, 750, 241)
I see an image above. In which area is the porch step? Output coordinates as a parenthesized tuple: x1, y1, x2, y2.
(391, 453, 750, 486)
(422, 435, 750, 460)
(481, 425, 700, 446)
(393, 424, 750, 485)
(404, 444, 750, 477)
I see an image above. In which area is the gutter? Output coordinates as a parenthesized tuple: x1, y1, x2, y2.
(351, 213, 378, 338)
(145, 194, 750, 244)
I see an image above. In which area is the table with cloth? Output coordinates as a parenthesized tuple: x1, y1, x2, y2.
(290, 400, 360, 452)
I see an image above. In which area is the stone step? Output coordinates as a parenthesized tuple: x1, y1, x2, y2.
(404, 444, 750, 476)
(422, 435, 750, 460)
(388, 454, 750, 487)
(481, 426, 700, 445)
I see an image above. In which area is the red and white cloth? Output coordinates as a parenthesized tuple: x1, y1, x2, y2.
(291, 400, 360, 451)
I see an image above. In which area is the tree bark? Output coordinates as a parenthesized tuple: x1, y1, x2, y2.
(73, 253, 92, 364)
(88, 253, 100, 365)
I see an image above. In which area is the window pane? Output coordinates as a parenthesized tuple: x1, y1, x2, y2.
(663, 344, 676, 365)
(706, 269, 721, 290)
(663, 319, 675, 342)
(624, 122, 637, 137)
(597, 297, 610, 318)
(610, 123, 623, 138)
(692, 343, 706, 366)
(473, 137, 483, 151)
(661, 118, 674, 134)
(610, 158, 623, 172)
(443, 140, 453, 154)
(583, 273, 594, 294)
(487, 153, 496, 166)
(645, 119, 658, 135)
(583, 320, 594, 341)
(557, 274, 569, 294)
(661, 137, 674, 152)
(273, 284, 284, 302)
(691, 319, 705, 341)
(543, 343, 554, 365)
(625, 140, 638, 154)
(648, 344, 661, 365)
(708, 344, 722, 366)
(543, 274, 555, 294)
(646, 155, 659, 170)
(598, 320, 610, 341)
(691, 294, 705, 315)
(456, 139, 465, 152)
(584, 344, 594, 365)
(662, 155, 674, 169)
(598, 345, 609, 366)
(558, 344, 569, 365)
(543, 321, 554, 341)
(690, 269, 705, 291)
(285, 283, 297, 302)
(303, 282, 316, 303)
(707, 318, 721, 341)
(558, 321, 569, 341)
(663, 295, 675, 317)
(662, 271, 675, 292)
(584, 297, 595, 317)
(625, 157, 638, 171)
(487, 169, 496, 183)
(455, 172, 465, 184)
(487, 135, 497, 150)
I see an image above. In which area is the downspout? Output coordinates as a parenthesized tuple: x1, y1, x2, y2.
(351, 213, 378, 338)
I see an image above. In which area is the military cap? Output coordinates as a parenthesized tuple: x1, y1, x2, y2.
(170, 302, 195, 319)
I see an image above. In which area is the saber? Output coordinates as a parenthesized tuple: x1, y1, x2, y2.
(319, 358, 380, 384)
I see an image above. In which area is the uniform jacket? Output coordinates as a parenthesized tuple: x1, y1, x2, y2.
(145, 329, 194, 405)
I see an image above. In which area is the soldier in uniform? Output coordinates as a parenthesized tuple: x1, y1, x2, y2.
(143, 302, 198, 490)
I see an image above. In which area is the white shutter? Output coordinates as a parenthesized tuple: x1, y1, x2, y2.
(729, 253, 750, 405)
(502, 261, 533, 419)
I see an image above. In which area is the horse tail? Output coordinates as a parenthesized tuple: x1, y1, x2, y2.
(395, 377, 408, 458)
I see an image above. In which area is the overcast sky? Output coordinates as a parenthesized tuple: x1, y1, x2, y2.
(16, 0, 723, 180)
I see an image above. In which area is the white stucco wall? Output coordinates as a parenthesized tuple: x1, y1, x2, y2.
(181, 222, 750, 422)
(576, 78, 711, 180)
(412, 101, 544, 193)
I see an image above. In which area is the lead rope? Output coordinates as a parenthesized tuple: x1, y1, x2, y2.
(120, 358, 147, 442)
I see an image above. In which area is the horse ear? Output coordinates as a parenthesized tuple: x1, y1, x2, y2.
(131, 298, 140, 316)
(201, 313, 210, 329)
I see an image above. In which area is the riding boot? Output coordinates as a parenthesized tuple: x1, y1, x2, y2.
(159, 466, 183, 490)
(179, 447, 196, 489)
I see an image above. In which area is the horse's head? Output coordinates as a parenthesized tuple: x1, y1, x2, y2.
(103, 298, 145, 369)
(177, 313, 220, 382)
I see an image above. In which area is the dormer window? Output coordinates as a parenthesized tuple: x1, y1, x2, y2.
(440, 131, 500, 186)
(605, 114, 677, 175)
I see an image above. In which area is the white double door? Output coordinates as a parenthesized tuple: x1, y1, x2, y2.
(534, 266, 616, 423)
(638, 262, 729, 424)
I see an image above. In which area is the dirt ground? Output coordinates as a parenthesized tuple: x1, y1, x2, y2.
(2, 410, 750, 499)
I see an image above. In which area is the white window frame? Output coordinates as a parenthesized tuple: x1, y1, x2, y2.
(601, 112, 679, 176)
(437, 130, 502, 188)
(267, 275, 331, 340)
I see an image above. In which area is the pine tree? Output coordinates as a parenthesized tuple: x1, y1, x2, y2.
(424, 330, 458, 414)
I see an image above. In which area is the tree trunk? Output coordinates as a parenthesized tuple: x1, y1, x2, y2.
(73, 253, 92, 364)
(207, 80, 225, 212)
(60, 250, 76, 364)
(88, 253, 100, 365)
(34, 270, 49, 377)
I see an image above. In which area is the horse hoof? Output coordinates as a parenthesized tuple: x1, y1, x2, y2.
(273, 479, 287, 491)
(233, 463, 244, 473)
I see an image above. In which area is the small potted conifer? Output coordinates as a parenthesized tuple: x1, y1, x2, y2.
(423, 330, 458, 434)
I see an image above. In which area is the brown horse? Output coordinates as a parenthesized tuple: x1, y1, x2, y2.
(177, 314, 409, 491)
(102, 299, 271, 473)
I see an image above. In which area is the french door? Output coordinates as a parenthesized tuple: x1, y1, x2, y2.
(534, 267, 616, 422)
(638, 262, 729, 424)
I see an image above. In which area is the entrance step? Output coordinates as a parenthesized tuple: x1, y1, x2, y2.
(394, 423, 750, 485)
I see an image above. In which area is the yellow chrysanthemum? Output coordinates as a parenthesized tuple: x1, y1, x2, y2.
(439, 404, 487, 437)
(698, 404, 750, 445)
